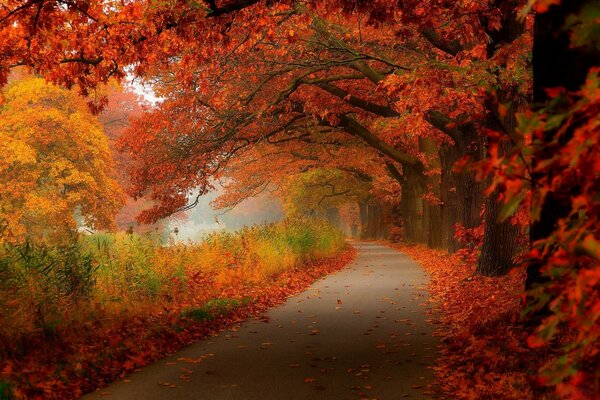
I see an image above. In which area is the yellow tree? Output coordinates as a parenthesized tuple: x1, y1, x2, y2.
(0, 77, 124, 243)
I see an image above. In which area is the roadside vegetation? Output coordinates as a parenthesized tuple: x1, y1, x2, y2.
(0, 219, 350, 399)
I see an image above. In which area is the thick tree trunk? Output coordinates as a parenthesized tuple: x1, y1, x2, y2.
(526, 0, 597, 288)
(478, 176, 521, 276)
(402, 169, 426, 244)
(367, 203, 386, 239)
(419, 138, 443, 248)
(477, 9, 526, 276)
(359, 201, 369, 239)
(478, 180, 521, 276)
(427, 201, 442, 248)
(358, 201, 387, 239)
(422, 197, 430, 244)
(458, 123, 485, 233)
(477, 101, 523, 276)
(440, 144, 461, 251)
(366, 204, 376, 238)
(425, 115, 483, 252)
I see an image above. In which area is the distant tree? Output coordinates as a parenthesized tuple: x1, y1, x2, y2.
(98, 83, 164, 232)
(0, 77, 124, 243)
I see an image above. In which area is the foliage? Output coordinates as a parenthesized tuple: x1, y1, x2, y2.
(0, 219, 349, 398)
(98, 83, 163, 233)
(0, 0, 598, 398)
(453, 223, 484, 265)
(393, 243, 548, 400)
(481, 67, 600, 397)
(281, 169, 370, 218)
(114, 1, 498, 222)
(526, 71, 599, 396)
(0, 77, 124, 244)
(474, 4, 600, 395)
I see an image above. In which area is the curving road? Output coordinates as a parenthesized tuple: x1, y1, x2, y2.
(84, 242, 438, 400)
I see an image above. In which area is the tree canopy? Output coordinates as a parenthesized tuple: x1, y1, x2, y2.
(0, 76, 123, 243)
(0, 0, 598, 396)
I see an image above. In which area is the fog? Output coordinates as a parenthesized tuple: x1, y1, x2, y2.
(167, 190, 283, 243)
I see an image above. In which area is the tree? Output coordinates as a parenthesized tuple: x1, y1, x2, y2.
(1, 1, 534, 267)
(98, 82, 165, 232)
(0, 0, 294, 115)
(113, 2, 531, 263)
(0, 76, 124, 243)
(525, 0, 599, 393)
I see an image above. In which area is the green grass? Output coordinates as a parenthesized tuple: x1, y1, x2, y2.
(181, 297, 246, 321)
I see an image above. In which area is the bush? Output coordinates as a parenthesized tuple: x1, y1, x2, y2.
(0, 237, 99, 350)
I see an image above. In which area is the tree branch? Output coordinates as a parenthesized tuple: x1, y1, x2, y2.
(420, 28, 463, 56)
(424, 109, 462, 143)
(314, 82, 400, 117)
(337, 114, 420, 168)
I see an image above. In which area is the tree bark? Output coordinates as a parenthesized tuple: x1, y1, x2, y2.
(477, 9, 526, 276)
(478, 160, 520, 276)
(477, 97, 524, 276)
(359, 201, 368, 239)
(426, 112, 484, 251)
(419, 137, 443, 248)
(402, 168, 426, 244)
(358, 201, 387, 239)
(366, 203, 386, 239)
(440, 143, 461, 251)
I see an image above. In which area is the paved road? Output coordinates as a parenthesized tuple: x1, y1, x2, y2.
(85, 242, 437, 400)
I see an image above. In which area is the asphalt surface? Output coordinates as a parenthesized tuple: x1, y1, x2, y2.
(84, 241, 438, 400)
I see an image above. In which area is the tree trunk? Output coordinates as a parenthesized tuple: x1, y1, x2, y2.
(359, 201, 368, 239)
(402, 169, 426, 244)
(477, 9, 526, 276)
(477, 101, 523, 276)
(422, 196, 430, 244)
(457, 123, 485, 232)
(358, 201, 387, 239)
(367, 203, 386, 239)
(366, 204, 376, 238)
(440, 143, 461, 251)
(420, 137, 443, 248)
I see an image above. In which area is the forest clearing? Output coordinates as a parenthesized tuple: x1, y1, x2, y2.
(0, 0, 598, 399)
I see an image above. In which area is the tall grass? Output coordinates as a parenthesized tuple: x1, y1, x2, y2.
(0, 218, 345, 356)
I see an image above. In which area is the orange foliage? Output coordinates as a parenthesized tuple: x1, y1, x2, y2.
(0, 77, 123, 243)
(390, 243, 551, 400)
(98, 83, 163, 232)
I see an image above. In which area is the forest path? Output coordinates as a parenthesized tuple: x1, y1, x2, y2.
(84, 242, 437, 400)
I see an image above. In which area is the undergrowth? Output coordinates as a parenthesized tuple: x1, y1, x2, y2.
(0, 218, 348, 399)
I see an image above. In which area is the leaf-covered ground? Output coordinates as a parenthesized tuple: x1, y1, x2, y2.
(390, 243, 555, 400)
(0, 247, 355, 399)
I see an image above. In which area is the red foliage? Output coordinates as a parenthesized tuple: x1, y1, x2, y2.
(453, 223, 484, 265)
(389, 243, 552, 399)
(0, 248, 356, 399)
(477, 66, 600, 398)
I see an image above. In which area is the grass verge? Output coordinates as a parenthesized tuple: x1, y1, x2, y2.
(0, 219, 353, 399)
